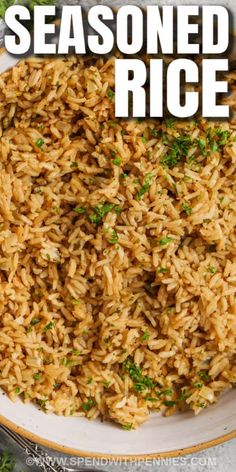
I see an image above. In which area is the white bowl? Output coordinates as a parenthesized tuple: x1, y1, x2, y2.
(0, 389, 235, 457)
(0, 0, 235, 458)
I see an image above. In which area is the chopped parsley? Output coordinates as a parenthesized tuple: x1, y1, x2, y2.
(208, 266, 217, 274)
(215, 128, 230, 145)
(140, 330, 150, 342)
(87, 378, 93, 385)
(122, 423, 133, 430)
(121, 172, 128, 179)
(53, 383, 61, 389)
(137, 173, 153, 200)
(71, 298, 80, 305)
(160, 135, 192, 168)
(30, 318, 40, 326)
(198, 138, 207, 156)
(33, 372, 41, 381)
(14, 387, 20, 395)
(38, 399, 48, 410)
(107, 89, 115, 99)
(103, 380, 111, 388)
(114, 205, 122, 214)
(113, 157, 121, 166)
(178, 389, 191, 401)
(43, 321, 54, 333)
(150, 128, 160, 137)
(81, 397, 97, 411)
(156, 389, 173, 397)
(89, 202, 115, 225)
(197, 401, 206, 408)
(70, 161, 78, 168)
(108, 230, 119, 244)
(159, 236, 173, 246)
(198, 370, 211, 382)
(124, 358, 155, 392)
(163, 400, 176, 407)
(157, 267, 168, 274)
(74, 206, 86, 214)
(165, 118, 175, 128)
(193, 382, 203, 389)
(35, 138, 44, 149)
(144, 397, 158, 402)
(210, 141, 218, 152)
(181, 202, 192, 216)
(141, 135, 146, 143)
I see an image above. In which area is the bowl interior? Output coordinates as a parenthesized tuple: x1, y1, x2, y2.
(0, 388, 235, 456)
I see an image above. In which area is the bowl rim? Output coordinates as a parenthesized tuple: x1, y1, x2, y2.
(0, 412, 235, 459)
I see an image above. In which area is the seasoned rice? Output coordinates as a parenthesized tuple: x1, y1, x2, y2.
(0, 55, 235, 429)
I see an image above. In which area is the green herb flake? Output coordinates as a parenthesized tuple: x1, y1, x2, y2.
(140, 330, 150, 342)
(193, 382, 203, 389)
(122, 423, 133, 431)
(198, 139, 207, 156)
(178, 389, 191, 401)
(137, 173, 153, 200)
(30, 318, 40, 326)
(38, 399, 48, 410)
(159, 236, 173, 246)
(157, 267, 168, 274)
(165, 118, 175, 128)
(103, 380, 110, 388)
(14, 387, 20, 395)
(35, 138, 44, 149)
(121, 172, 128, 179)
(81, 397, 97, 411)
(87, 378, 93, 385)
(33, 372, 41, 381)
(43, 321, 54, 333)
(163, 400, 176, 407)
(141, 135, 146, 143)
(208, 266, 217, 274)
(113, 157, 121, 166)
(70, 161, 78, 168)
(114, 205, 122, 214)
(215, 128, 230, 146)
(71, 298, 80, 305)
(156, 389, 173, 397)
(181, 202, 192, 216)
(198, 370, 211, 382)
(108, 230, 119, 244)
(108, 120, 118, 128)
(124, 358, 155, 392)
(160, 135, 192, 169)
(150, 128, 159, 137)
(74, 206, 86, 214)
(197, 401, 206, 408)
(107, 89, 115, 100)
(90, 202, 115, 225)
(210, 140, 218, 152)
(53, 383, 61, 389)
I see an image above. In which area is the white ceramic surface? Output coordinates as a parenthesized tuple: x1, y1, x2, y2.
(0, 0, 235, 458)
(0, 389, 235, 456)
